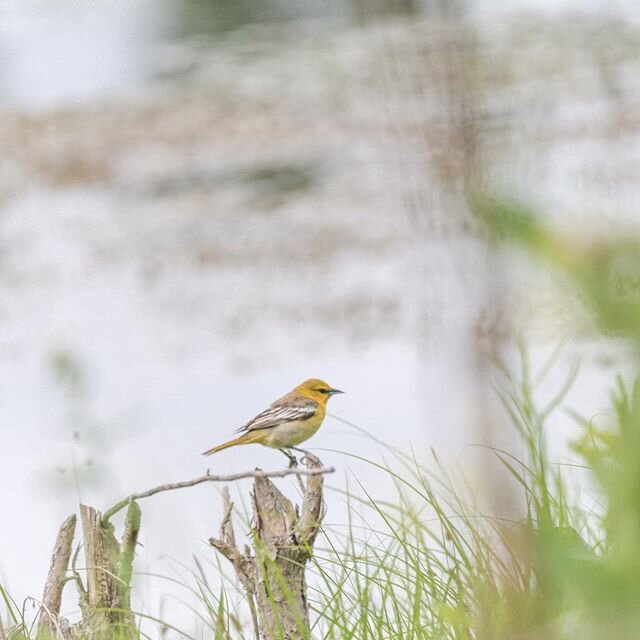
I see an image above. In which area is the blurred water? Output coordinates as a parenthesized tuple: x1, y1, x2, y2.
(1, 1, 640, 637)
(0, 0, 399, 106)
(1, 0, 635, 106)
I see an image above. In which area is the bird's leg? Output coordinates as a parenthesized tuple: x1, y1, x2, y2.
(278, 448, 298, 468)
(290, 446, 315, 467)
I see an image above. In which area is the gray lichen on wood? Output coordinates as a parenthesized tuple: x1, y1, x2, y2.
(210, 453, 327, 640)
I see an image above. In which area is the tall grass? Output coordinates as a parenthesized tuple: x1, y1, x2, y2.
(1, 367, 636, 640)
(3, 355, 637, 639)
(297, 351, 600, 640)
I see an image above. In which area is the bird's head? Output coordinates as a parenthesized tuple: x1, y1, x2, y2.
(296, 378, 344, 404)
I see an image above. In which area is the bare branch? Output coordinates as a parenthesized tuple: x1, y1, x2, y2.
(208, 536, 238, 562)
(209, 488, 260, 640)
(102, 466, 334, 523)
(219, 487, 236, 549)
(208, 488, 240, 565)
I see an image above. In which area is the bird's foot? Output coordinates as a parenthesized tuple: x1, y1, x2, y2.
(279, 448, 298, 468)
(291, 447, 317, 467)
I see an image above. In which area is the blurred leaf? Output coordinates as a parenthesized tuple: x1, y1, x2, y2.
(471, 195, 640, 337)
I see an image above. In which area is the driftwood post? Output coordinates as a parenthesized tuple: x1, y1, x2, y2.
(36, 515, 77, 640)
(78, 501, 141, 639)
(210, 453, 326, 640)
(35, 503, 140, 639)
(35, 465, 331, 639)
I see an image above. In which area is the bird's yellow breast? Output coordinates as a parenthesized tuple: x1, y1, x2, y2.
(257, 408, 325, 448)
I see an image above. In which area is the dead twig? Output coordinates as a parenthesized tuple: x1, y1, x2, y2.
(210, 487, 260, 640)
(102, 466, 334, 524)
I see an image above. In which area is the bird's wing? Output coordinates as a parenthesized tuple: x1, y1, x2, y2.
(235, 398, 317, 433)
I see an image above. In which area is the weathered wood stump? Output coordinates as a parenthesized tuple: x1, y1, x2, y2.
(36, 501, 141, 640)
(77, 502, 140, 639)
(210, 453, 326, 640)
(36, 515, 77, 640)
(34, 463, 331, 639)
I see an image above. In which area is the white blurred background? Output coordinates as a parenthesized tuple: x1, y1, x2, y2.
(1, 0, 639, 636)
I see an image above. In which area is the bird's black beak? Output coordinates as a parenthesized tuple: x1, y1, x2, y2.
(329, 388, 344, 396)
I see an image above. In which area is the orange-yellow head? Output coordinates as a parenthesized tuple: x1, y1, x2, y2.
(294, 378, 344, 405)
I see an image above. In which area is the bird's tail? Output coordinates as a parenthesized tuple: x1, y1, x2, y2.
(201, 432, 260, 456)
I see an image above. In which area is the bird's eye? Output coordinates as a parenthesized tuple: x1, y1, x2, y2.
(316, 388, 329, 394)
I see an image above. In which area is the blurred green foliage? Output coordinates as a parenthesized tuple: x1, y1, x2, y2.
(41, 348, 114, 495)
(471, 196, 640, 638)
(473, 196, 640, 337)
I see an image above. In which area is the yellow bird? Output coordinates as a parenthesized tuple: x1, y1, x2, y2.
(202, 378, 343, 465)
